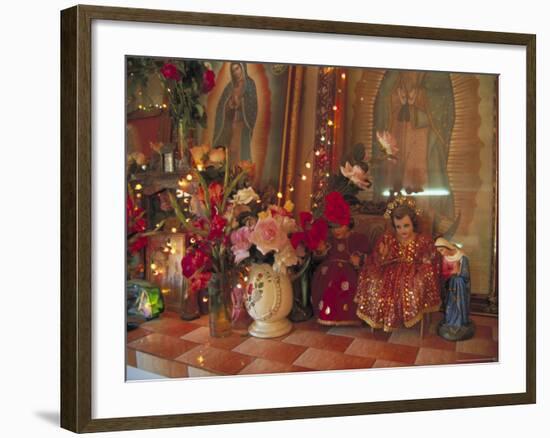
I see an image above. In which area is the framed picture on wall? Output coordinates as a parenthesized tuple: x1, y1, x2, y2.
(60, 4, 536, 433)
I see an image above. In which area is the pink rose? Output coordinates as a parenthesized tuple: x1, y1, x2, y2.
(202, 69, 216, 93)
(160, 63, 181, 81)
(250, 217, 288, 255)
(230, 226, 253, 264)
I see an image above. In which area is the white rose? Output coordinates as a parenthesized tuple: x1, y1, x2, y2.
(232, 187, 259, 205)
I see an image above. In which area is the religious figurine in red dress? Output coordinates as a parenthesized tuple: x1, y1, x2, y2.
(311, 202, 371, 327)
(354, 196, 441, 331)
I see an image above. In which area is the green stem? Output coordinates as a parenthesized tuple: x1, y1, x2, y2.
(168, 191, 207, 236)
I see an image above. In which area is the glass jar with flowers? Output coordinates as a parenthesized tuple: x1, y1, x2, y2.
(169, 148, 253, 337)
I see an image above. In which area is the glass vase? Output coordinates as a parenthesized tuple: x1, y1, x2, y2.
(180, 277, 200, 321)
(208, 272, 233, 338)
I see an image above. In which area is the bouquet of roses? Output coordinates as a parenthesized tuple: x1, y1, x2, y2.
(229, 201, 302, 274)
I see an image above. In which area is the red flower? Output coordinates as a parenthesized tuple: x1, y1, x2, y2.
(189, 271, 212, 294)
(202, 69, 216, 93)
(208, 182, 223, 207)
(160, 63, 181, 81)
(290, 212, 328, 251)
(129, 236, 148, 254)
(208, 213, 227, 240)
(181, 249, 210, 279)
(323, 191, 350, 226)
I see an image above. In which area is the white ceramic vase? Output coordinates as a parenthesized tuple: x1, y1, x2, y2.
(244, 263, 293, 338)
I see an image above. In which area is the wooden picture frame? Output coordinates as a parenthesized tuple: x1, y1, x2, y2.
(61, 4, 536, 433)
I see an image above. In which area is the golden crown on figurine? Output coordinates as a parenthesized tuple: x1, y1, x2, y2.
(383, 193, 422, 220)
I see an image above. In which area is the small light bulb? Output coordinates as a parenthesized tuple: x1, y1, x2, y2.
(150, 263, 157, 270)
(341, 72, 346, 79)
(202, 297, 208, 302)
(277, 192, 283, 199)
(320, 136, 326, 142)
(141, 164, 147, 171)
(186, 174, 193, 181)
(176, 189, 184, 198)
(327, 120, 334, 127)
(136, 193, 142, 198)
(190, 237, 196, 244)
(289, 185, 295, 192)
(244, 276, 249, 282)
(237, 284, 242, 289)
(196, 164, 204, 171)
(301, 175, 307, 181)
(332, 105, 338, 111)
(170, 248, 176, 254)
(326, 172, 330, 178)
(315, 150, 321, 156)
(135, 183, 142, 190)
(171, 227, 177, 233)
(305, 162, 311, 169)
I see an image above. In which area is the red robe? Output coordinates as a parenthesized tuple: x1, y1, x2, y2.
(354, 232, 440, 331)
(311, 232, 370, 326)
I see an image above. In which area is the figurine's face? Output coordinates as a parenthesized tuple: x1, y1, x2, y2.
(437, 247, 456, 257)
(331, 225, 349, 239)
(393, 215, 414, 241)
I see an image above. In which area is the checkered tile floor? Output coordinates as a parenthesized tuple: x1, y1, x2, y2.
(127, 310, 498, 378)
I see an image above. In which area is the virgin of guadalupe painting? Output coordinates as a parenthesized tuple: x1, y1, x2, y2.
(212, 62, 258, 164)
(202, 61, 290, 189)
(371, 70, 455, 220)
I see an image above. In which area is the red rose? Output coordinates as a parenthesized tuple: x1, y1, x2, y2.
(323, 191, 350, 226)
(290, 212, 328, 251)
(160, 63, 181, 81)
(202, 69, 216, 93)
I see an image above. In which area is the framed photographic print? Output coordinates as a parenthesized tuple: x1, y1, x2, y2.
(60, 4, 536, 433)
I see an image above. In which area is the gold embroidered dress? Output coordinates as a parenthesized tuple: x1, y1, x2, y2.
(354, 232, 440, 331)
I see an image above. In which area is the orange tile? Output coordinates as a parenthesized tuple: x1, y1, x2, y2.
(175, 345, 254, 375)
(128, 333, 198, 359)
(181, 326, 248, 350)
(388, 328, 422, 347)
(345, 338, 419, 364)
(293, 348, 375, 370)
(455, 352, 497, 364)
(372, 359, 410, 368)
(327, 325, 391, 341)
(135, 351, 188, 378)
(420, 334, 456, 351)
(456, 338, 498, 358)
(140, 317, 201, 338)
(126, 347, 137, 367)
(234, 337, 307, 364)
(282, 329, 354, 353)
(292, 319, 330, 333)
(239, 358, 313, 375)
(471, 314, 498, 328)
(415, 347, 457, 365)
(473, 325, 494, 339)
(127, 327, 152, 343)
